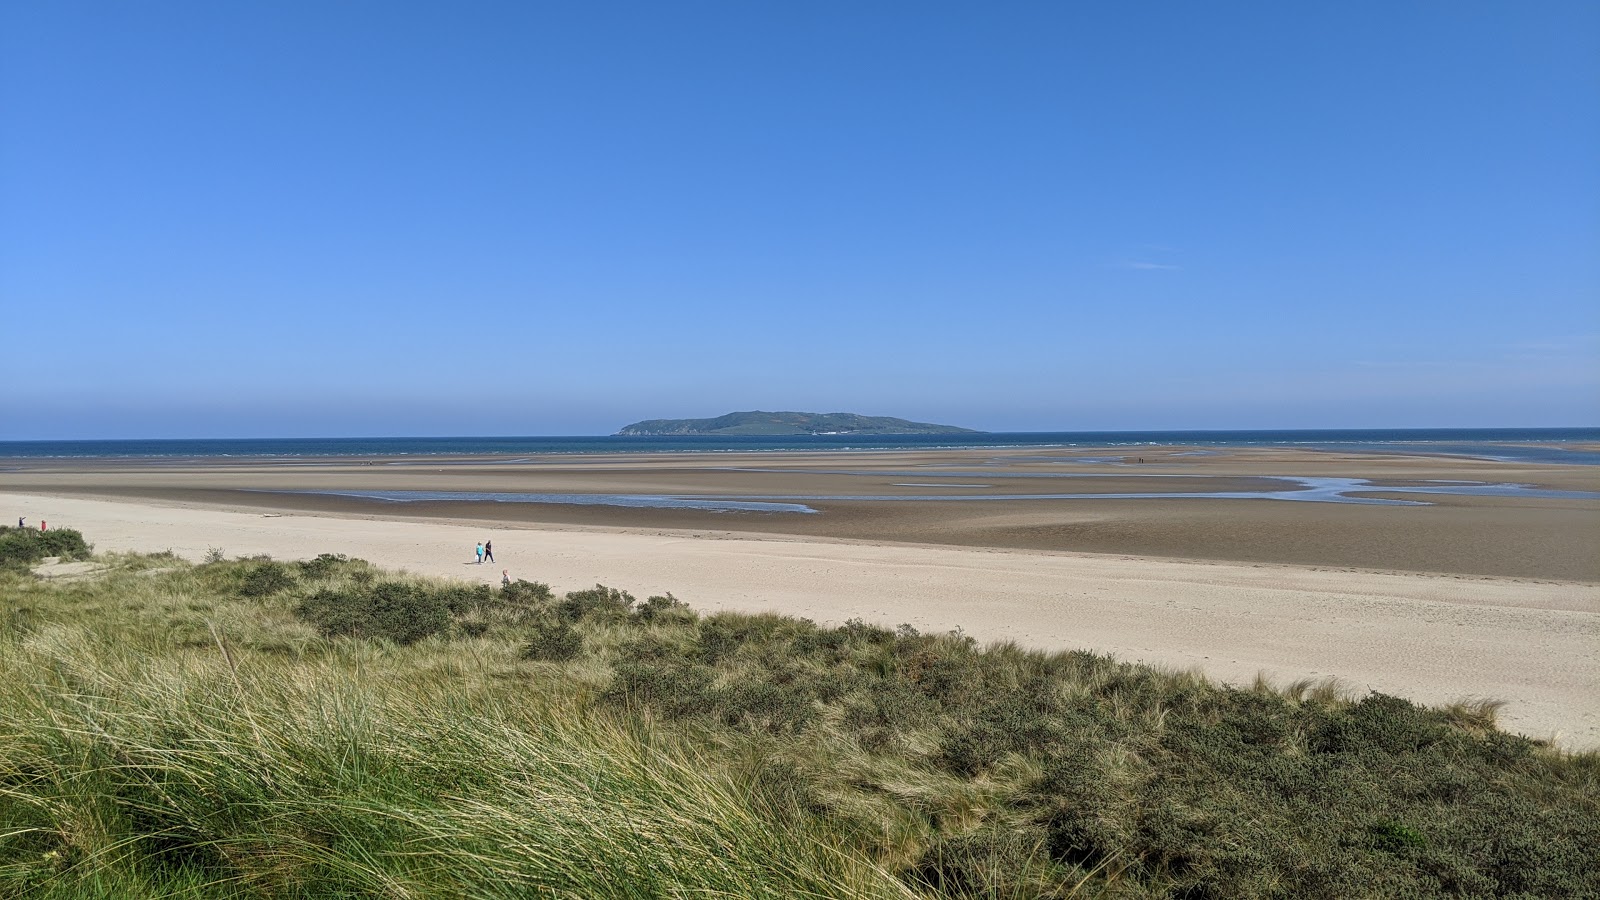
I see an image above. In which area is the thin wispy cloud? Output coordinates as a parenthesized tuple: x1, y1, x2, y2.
(1112, 245, 1183, 271)
(1354, 360, 1465, 369)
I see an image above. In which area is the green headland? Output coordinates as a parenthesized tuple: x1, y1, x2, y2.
(616, 410, 981, 436)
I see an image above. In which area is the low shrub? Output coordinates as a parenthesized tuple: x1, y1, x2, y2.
(520, 618, 584, 661)
(604, 659, 717, 719)
(239, 561, 296, 597)
(697, 617, 744, 664)
(0, 526, 91, 568)
(295, 582, 451, 645)
(714, 677, 818, 734)
(556, 584, 634, 622)
(434, 583, 495, 615)
(1369, 819, 1428, 853)
(297, 552, 362, 579)
(501, 579, 554, 604)
(635, 592, 693, 624)
(1311, 692, 1449, 756)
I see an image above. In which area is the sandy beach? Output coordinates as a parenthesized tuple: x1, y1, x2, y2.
(4, 445, 1598, 747)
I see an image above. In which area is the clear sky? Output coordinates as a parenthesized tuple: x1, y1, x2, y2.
(3, 2, 1597, 438)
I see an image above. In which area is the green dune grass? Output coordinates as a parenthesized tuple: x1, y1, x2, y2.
(2, 536, 1596, 898)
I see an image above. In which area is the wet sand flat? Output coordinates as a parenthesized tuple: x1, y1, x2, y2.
(4, 445, 1596, 579)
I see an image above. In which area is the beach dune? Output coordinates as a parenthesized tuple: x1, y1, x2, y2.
(6, 479, 1597, 749)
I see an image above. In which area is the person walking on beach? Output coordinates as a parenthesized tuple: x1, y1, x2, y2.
(475, 542, 484, 564)
(483, 540, 495, 563)
(17, 517, 23, 529)
(501, 569, 510, 588)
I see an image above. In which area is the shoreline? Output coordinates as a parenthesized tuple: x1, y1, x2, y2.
(6, 488, 1597, 749)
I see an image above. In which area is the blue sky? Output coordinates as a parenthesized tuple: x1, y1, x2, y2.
(3, 2, 1596, 438)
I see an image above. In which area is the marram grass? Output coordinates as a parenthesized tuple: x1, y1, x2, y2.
(3, 547, 1598, 899)
(1, 553, 911, 898)
(1, 628, 910, 898)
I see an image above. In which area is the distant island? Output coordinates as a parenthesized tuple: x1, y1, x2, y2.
(615, 411, 981, 436)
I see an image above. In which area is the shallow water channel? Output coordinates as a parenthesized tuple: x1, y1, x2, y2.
(264, 474, 1600, 514)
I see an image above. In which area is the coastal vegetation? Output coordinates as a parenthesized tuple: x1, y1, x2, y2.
(2, 541, 1597, 898)
(616, 410, 980, 436)
(0, 525, 90, 573)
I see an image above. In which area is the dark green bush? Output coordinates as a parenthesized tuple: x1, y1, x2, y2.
(433, 583, 494, 615)
(713, 678, 817, 734)
(295, 582, 451, 645)
(280, 567, 564, 646)
(1311, 693, 1449, 756)
(604, 659, 716, 719)
(0, 526, 91, 568)
(556, 584, 634, 622)
(635, 592, 693, 624)
(239, 561, 296, 597)
(586, 607, 1600, 899)
(297, 553, 361, 579)
(839, 679, 941, 748)
(501, 579, 554, 604)
(520, 618, 583, 661)
(1369, 819, 1427, 853)
(898, 638, 980, 704)
(696, 617, 743, 664)
(789, 625, 849, 659)
(839, 617, 896, 646)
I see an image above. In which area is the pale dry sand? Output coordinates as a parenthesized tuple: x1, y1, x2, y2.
(6, 489, 1597, 749)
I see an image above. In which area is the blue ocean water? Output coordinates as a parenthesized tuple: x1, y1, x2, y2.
(0, 425, 1587, 461)
(1, 428, 1597, 462)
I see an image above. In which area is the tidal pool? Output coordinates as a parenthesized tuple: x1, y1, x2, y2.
(257, 490, 820, 514)
(262, 476, 1599, 514)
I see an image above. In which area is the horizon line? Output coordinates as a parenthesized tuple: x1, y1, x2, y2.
(2, 425, 1598, 444)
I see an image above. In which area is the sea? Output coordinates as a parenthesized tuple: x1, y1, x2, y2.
(1, 428, 1598, 465)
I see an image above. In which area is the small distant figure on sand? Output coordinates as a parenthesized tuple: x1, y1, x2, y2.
(17, 517, 24, 529)
(475, 542, 484, 564)
(501, 569, 510, 587)
(483, 540, 495, 563)
(40, 520, 46, 531)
